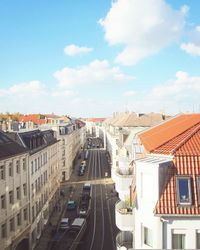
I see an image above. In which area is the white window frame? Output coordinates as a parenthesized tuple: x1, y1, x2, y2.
(143, 226, 153, 247)
(176, 176, 192, 205)
(172, 230, 186, 249)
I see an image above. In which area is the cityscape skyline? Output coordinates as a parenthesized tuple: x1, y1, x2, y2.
(0, 0, 200, 117)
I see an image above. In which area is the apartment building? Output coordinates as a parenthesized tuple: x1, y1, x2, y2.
(0, 131, 30, 250)
(7, 129, 60, 249)
(103, 112, 167, 181)
(41, 118, 86, 181)
(109, 112, 167, 250)
(133, 114, 200, 249)
(84, 118, 105, 137)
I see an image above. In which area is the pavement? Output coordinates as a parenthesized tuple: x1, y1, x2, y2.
(34, 196, 66, 250)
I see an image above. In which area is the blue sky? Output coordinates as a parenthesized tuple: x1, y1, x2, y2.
(0, 0, 200, 117)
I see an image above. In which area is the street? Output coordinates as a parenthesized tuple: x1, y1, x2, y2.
(36, 138, 119, 250)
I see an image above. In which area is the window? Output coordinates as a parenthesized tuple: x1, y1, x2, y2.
(16, 187, 20, 200)
(144, 226, 153, 247)
(24, 208, 28, 221)
(31, 184, 34, 198)
(32, 206, 35, 222)
(9, 162, 13, 177)
(16, 160, 20, 174)
(1, 223, 6, 238)
(9, 191, 14, 204)
(1, 195, 6, 209)
(17, 213, 21, 226)
(23, 183, 27, 196)
(31, 161, 34, 175)
(22, 158, 26, 171)
(35, 159, 37, 172)
(38, 157, 40, 169)
(0, 165, 5, 180)
(176, 177, 192, 205)
(172, 234, 185, 249)
(9, 218, 14, 232)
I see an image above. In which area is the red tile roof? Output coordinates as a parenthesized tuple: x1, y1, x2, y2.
(152, 116, 200, 215)
(86, 118, 106, 123)
(153, 123, 200, 155)
(155, 155, 200, 215)
(19, 115, 46, 125)
(139, 114, 200, 153)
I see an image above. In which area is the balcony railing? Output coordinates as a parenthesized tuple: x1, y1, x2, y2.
(115, 167, 134, 201)
(116, 231, 133, 250)
(115, 200, 134, 231)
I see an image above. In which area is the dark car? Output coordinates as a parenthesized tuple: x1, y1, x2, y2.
(67, 200, 77, 210)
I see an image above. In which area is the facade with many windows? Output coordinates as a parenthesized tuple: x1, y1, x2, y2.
(0, 131, 30, 250)
(41, 118, 86, 181)
(11, 129, 60, 249)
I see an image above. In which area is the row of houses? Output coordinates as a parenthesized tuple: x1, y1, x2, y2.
(96, 112, 200, 250)
(0, 117, 86, 250)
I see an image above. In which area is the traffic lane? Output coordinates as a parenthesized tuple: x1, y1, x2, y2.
(77, 183, 119, 250)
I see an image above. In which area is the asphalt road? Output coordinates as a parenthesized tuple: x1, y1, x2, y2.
(76, 149, 119, 250)
(48, 138, 119, 250)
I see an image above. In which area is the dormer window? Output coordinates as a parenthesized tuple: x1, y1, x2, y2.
(176, 176, 192, 205)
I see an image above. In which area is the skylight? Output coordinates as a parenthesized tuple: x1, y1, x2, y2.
(176, 177, 192, 205)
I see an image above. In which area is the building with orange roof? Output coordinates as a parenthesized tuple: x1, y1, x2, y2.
(102, 112, 168, 249)
(131, 113, 200, 249)
(84, 117, 106, 137)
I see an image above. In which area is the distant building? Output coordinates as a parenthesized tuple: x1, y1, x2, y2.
(84, 118, 106, 137)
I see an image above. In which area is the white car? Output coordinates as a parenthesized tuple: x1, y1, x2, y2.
(60, 218, 70, 230)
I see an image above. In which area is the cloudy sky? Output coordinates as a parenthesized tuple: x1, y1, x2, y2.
(0, 0, 200, 117)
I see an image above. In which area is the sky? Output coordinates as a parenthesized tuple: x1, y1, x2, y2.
(0, 0, 200, 118)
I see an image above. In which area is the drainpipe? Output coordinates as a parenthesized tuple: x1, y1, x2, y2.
(160, 217, 169, 249)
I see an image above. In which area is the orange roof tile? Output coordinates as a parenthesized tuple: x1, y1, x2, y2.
(19, 115, 46, 125)
(155, 155, 200, 215)
(139, 114, 200, 152)
(154, 121, 200, 215)
(153, 123, 200, 155)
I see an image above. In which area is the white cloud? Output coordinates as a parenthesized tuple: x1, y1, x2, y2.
(180, 25, 200, 56)
(100, 0, 187, 65)
(181, 43, 200, 56)
(121, 71, 200, 115)
(150, 71, 200, 98)
(64, 44, 93, 56)
(53, 59, 135, 88)
(0, 81, 46, 97)
(123, 90, 136, 97)
(52, 90, 76, 97)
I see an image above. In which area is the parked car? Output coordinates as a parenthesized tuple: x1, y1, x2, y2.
(67, 200, 77, 210)
(78, 169, 85, 176)
(59, 218, 70, 230)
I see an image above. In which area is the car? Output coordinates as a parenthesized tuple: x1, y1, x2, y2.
(67, 200, 77, 210)
(78, 169, 85, 176)
(59, 218, 70, 230)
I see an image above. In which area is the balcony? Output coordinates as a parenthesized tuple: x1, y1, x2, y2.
(116, 231, 133, 250)
(115, 200, 134, 231)
(115, 167, 134, 201)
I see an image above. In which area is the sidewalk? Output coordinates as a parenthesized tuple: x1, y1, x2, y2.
(34, 197, 66, 250)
